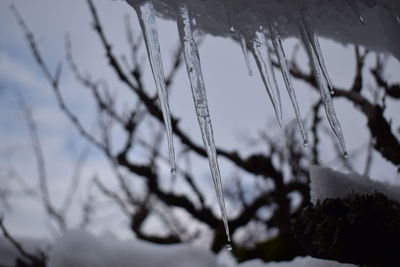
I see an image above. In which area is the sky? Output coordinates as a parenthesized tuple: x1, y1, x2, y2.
(0, 0, 399, 242)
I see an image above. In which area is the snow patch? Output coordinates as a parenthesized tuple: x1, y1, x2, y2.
(239, 256, 356, 267)
(48, 230, 219, 267)
(309, 165, 400, 204)
(0, 231, 360, 267)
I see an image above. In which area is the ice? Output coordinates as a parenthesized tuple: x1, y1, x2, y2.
(269, 22, 308, 145)
(264, 33, 283, 126)
(298, 21, 348, 156)
(309, 165, 400, 205)
(128, 0, 176, 174)
(122, 0, 400, 159)
(384, 4, 400, 26)
(48, 230, 220, 267)
(300, 14, 335, 95)
(346, 0, 365, 25)
(249, 32, 283, 131)
(174, 2, 231, 243)
(240, 35, 253, 76)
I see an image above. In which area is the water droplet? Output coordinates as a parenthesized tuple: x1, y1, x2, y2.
(224, 244, 232, 251)
(344, 152, 349, 159)
(230, 26, 235, 33)
(171, 167, 176, 176)
(303, 141, 308, 147)
(330, 89, 335, 95)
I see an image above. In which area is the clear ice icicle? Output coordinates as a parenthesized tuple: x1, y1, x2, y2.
(132, 1, 176, 174)
(264, 33, 283, 126)
(269, 23, 308, 146)
(249, 33, 284, 131)
(300, 23, 348, 156)
(175, 2, 231, 243)
(240, 35, 253, 76)
(300, 15, 335, 95)
(345, 0, 365, 25)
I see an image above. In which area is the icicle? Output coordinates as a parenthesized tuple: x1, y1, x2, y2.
(240, 35, 253, 76)
(269, 22, 308, 146)
(264, 33, 283, 127)
(131, 1, 176, 174)
(345, 0, 365, 25)
(391, 10, 400, 26)
(299, 23, 348, 156)
(249, 32, 284, 131)
(218, 0, 235, 33)
(175, 2, 231, 244)
(300, 14, 335, 95)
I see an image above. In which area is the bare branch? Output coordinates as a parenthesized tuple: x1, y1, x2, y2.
(16, 90, 66, 232)
(0, 217, 46, 266)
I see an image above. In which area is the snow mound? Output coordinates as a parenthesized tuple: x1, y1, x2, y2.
(240, 256, 356, 267)
(0, 236, 48, 266)
(309, 165, 400, 204)
(48, 230, 220, 267)
(0, 231, 358, 267)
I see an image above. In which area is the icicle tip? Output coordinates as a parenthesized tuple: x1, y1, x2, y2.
(224, 244, 232, 251)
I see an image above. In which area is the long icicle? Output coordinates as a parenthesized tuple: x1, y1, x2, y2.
(299, 23, 348, 156)
(301, 14, 335, 95)
(269, 22, 308, 146)
(249, 33, 284, 131)
(131, 1, 176, 174)
(240, 35, 253, 76)
(175, 2, 231, 245)
(264, 32, 283, 126)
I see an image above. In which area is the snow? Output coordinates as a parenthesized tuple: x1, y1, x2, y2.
(239, 256, 356, 267)
(0, 236, 48, 266)
(131, 1, 176, 175)
(48, 230, 219, 267)
(0, 230, 356, 267)
(309, 165, 400, 204)
(144, 0, 400, 59)
(299, 19, 348, 156)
